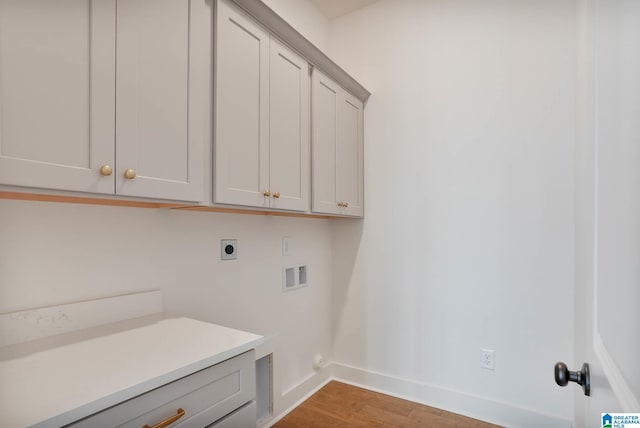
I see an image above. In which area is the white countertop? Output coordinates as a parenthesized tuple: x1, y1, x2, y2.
(0, 315, 263, 428)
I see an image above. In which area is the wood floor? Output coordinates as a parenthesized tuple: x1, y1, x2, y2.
(273, 381, 501, 428)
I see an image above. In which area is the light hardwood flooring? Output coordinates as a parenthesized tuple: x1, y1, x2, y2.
(273, 381, 502, 428)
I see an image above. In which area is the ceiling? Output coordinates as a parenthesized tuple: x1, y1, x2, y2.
(309, 0, 379, 20)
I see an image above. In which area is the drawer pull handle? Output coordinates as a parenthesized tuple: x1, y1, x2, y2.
(143, 408, 185, 428)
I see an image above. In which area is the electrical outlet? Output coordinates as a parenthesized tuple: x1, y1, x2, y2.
(480, 349, 495, 370)
(220, 239, 237, 260)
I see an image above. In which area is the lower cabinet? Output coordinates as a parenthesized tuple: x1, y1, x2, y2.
(67, 351, 255, 428)
(207, 402, 256, 428)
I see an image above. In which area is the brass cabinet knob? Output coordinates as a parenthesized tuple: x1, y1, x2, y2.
(344, 202, 349, 208)
(338, 201, 345, 207)
(124, 168, 136, 180)
(273, 191, 280, 199)
(99, 165, 113, 176)
(263, 190, 271, 197)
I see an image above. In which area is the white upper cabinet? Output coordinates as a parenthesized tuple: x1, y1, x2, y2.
(268, 38, 310, 212)
(337, 90, 364, 216)
(115, 0, 204, 201)
(0, 0, 115, 194)
(0, 0, 204, 201)
(214, 0, 310, 212)
(215, 0, 270, 208)
(0, 0, 365, 213)
(312, 70, 364, 217)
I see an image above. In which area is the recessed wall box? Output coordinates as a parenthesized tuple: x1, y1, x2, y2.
(283, 264, 308, 291)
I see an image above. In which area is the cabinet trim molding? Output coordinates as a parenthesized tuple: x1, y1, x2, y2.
(0, 191, 336, 219)
(229, 0, 370, 103)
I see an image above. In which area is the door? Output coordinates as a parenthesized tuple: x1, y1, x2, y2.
(0, 0, 115, 194)
(337, 91, 364, 217)
(214, 0, 270, 208)
(312, 70, 340, 215)
(116, 0, 204, 202)
(269, 37, 310, 212)
(574, 0, 640, 425)
(312, 70, 364, 217)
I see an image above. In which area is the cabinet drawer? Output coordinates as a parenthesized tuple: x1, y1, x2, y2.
(68, 351, 255, 428)
(207, 401, 256, 428)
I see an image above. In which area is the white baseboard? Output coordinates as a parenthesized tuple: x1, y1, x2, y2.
(260, 368, 332, 428)
(330, 362, 572, 428)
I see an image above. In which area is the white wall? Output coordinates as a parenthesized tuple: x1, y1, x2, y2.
(0, 199, 333, 421)
(329, 1, 576, 426)
(261, 0, 329, 51)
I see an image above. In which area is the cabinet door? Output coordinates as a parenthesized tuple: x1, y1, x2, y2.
(311, 70, 340, 215)
(269, 38, 310, 212)
(312, 71, 364, 217)
(337, 91, 364, 217)
(116, 0, 204, 202)
(215, 0, 270, 208)
(0, 0, 115, 194)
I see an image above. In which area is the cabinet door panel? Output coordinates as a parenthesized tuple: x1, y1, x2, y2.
(337, 92, 364, 217)
(215, 0, 270, 208)
(269, 38, 310, 212)
(312, 71, 363, 217)
(0, 0, 115, 193)
(116, 0, 203, 201)
(311, 71, 340, 215)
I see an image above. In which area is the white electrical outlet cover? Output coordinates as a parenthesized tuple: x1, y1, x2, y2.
(480, 349, 495, 370)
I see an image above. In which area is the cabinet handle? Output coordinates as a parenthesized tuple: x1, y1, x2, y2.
(263, 190, 270, 197)
(338, 202, 346, 207)
(344, 202, 349, 208)
(124, 169, 136, 180)
(142, 408, 185, 428)
(99, 165, 113, 177)
(273, 191, 280, 199)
